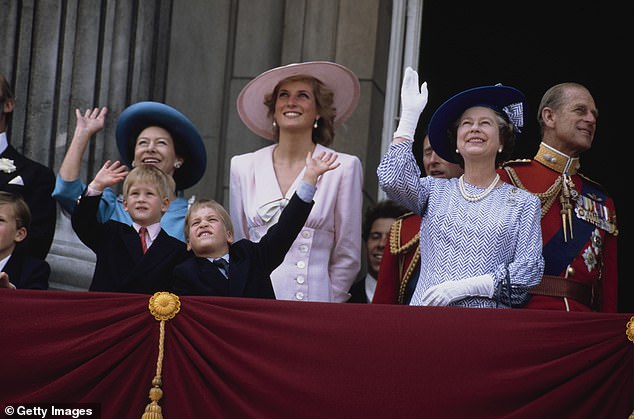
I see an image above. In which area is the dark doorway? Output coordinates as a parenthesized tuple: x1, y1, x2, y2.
(418, 1, 631, 311)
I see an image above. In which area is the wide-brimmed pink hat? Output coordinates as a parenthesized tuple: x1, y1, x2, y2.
(237, 61, 360, 140)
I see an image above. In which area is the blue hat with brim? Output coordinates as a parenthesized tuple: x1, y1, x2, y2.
(116, 101, 206, 190)
(428, 85, 527, 163)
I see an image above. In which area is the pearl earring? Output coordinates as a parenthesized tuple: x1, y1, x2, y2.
(272, 120, 277, 127)
(174, 161, 182, 169)
(313, 119, 319, 129)
(498, 147, 503, 153)
(455, 148, 459, 154)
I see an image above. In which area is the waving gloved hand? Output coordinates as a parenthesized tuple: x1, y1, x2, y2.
(419, 274, 494, 306)
(393, 67, 428, 141)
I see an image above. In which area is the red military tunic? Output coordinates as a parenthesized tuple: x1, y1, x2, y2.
(498, 143, 618, 312)
(372, 213, 421, 304)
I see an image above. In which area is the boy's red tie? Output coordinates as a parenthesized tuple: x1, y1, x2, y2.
(139, 227, 148, 254)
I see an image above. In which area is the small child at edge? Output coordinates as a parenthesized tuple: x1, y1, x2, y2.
(0, 191, 50, 289)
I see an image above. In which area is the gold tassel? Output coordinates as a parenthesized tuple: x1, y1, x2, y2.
(141, 292, 181, 419)
(141, 377, 164, 419)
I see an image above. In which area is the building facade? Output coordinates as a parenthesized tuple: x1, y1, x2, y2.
(1, 0, 421, 289)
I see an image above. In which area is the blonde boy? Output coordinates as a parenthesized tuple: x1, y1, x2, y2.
(72, 162, 187, 294)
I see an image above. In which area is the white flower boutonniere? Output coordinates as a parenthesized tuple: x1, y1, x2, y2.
(0, 158, 16, 173)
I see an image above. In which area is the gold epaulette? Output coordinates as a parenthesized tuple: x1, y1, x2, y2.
(576, 172, 613, 201)
(501, 158, 532, 167)
(389, 213, 420, 255)
(577, 172, 605, 190)
(394, 211, 415, 221)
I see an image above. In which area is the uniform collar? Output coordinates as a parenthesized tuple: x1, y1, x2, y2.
(534, 142, 580, 175)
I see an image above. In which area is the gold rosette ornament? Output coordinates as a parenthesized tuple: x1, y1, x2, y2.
(149, 291, 181, 321)
(142, 292, 181, 419)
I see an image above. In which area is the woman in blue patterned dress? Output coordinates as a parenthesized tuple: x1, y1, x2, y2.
(377, 67, 544, 308)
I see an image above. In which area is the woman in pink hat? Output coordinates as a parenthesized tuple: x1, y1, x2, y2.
(230, 61, 363, 303)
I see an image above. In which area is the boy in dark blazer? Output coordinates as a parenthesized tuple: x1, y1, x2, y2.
(0, 191, 50, 289)
(72, 162, 187, 294)
(172, 150, 340, 298)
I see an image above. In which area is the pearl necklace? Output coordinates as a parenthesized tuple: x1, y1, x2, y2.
(458, 174, 500, 202)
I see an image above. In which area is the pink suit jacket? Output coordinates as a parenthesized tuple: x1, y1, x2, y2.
(230, 143, 362, 302)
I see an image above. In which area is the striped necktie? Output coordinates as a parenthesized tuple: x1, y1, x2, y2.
(212, 258, 229, 278)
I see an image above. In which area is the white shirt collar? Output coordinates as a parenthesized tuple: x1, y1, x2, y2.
(0, 253, 11, 272)
(0, 132, 8, 155)
(206, 254, 230, 263)
(365, 272, 377, 302)
(133, 222, 161, 246)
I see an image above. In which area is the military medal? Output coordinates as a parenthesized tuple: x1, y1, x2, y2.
(574, 193, 618, 235)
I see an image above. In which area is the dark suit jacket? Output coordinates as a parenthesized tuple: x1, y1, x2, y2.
(72, 193, 188, 294)
(0, 144, 56, 260)
(172, 193, 314, 298)
(348, 277, 370, 303)
(3, 250, 50, 289)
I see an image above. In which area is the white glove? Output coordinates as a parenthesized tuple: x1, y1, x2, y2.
(393, 67, 429, 141)
(419, 274, 494, 306)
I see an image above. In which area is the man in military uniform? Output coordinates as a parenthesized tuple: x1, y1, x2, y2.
(373, 133, 463, 304)
(499, 82, 618, 312)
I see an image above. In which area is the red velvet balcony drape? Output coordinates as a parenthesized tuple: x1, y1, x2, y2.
(1, 289, 633, 419)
